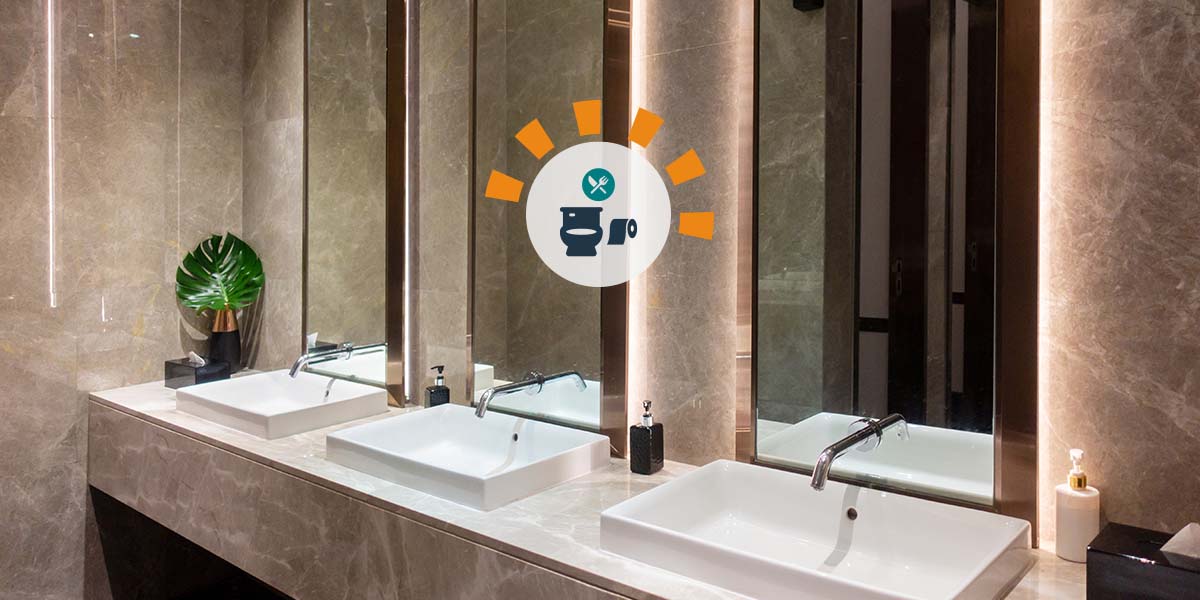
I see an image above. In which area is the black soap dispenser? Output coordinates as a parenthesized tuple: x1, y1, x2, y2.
(426, 365, 450, 407)
(630, 401, 664, 475)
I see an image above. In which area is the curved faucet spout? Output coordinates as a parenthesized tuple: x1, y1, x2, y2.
(809, 413, 908, 491)
(473, 370, 586, 418)
(289, 342, 355, 378)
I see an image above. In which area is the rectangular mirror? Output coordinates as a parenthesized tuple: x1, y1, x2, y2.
(470, 0, 606, 431)
(303, 1, 389, 387)
(753, 0, 1001, 506)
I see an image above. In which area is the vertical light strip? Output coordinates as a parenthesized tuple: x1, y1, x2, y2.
(626, 0, 647, 427)
(46, 0, 57, 308)
(402, 0, 413, 402)
(1037, 0, 1055, 548)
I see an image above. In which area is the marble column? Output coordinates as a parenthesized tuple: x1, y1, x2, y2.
(631, 0, 752, 465)
(1040, 0, 1200, 543)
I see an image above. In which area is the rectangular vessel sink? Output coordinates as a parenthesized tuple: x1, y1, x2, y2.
(602, 460, 1032, 600)
(326, 404, 608, 510)
(176, 370, 388, 439)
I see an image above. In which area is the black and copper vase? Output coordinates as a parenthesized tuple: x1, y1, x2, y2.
(209, 308, 241, 373)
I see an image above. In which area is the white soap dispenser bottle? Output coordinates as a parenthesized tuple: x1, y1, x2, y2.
(1055, 448, 1100, 562)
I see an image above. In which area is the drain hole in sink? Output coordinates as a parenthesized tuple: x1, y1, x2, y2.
(846, 507, 858, 520)
(512, 433, 519, 442)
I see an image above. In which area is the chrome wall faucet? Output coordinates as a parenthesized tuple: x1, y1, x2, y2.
(288, 341, 354, 378)
(810, 413, 909, 491)
(474, 371, 586, 418)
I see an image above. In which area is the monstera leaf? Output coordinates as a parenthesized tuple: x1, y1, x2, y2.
(175, 233, 265, 312)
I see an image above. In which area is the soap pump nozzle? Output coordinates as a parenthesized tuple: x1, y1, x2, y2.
(431, 365, 445, 386)
(641, 401, 653, 428)
(1068, 448, 1087, 490)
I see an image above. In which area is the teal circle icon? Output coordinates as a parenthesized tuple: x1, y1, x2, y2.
(581, 167, 615, 201)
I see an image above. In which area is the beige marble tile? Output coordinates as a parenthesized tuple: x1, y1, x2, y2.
(89, 399, 637, 600)
(1040, 0, 1200, 544)
(89, 382, 1081, 599)
(633, 0, 747, 465)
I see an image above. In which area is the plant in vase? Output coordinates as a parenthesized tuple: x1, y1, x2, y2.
(175, 233, 265, 373)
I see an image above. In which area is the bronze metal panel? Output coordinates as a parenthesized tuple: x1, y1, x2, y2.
(994, 0, 1040, 542)
(385, 0, 408, 406)
(601, 0, 631, 458)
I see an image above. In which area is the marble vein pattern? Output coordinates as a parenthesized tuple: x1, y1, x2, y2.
(87, 382, 1082, 599)
(0, 0, 252, 596)
(240, 0, 305, 371)
(1039, 0, 1200, 543)
(87, 383, 738, 600)
(633, 0, 748, 465)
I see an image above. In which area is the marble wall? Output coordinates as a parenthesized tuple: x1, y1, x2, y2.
(0, 1, 303, 596)
(0, 0, 241, 596)
(755, 2, 826, 424)
(631, 0, 752, 465)
(1040, 0, 1200, 543)
(241, 0, 305, 370)
(305, 0, 388, 347)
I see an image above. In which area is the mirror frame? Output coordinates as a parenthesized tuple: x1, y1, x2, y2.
(464, 0, 632, 457)
(737, 0, 1039, 538)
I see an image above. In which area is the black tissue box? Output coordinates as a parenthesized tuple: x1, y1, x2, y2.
(1087, 522, 1200, 599)
(164, 358, 231, 389)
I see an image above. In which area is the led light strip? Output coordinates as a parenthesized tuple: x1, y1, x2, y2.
(46, 0, 57, 308)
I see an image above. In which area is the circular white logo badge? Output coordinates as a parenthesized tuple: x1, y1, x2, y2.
(526, 142, 671, 287)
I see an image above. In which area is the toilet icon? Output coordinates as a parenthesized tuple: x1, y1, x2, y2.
(560, 206, 604, 256)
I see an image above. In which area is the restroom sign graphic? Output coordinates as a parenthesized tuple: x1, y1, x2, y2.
(484, 100, 713, 288)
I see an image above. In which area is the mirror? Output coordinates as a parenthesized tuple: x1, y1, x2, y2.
(470, 0, 607, 431)
(303, 1, 389, 387)
(754, 0, 998, 505)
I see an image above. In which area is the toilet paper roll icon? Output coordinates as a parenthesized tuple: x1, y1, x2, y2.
(607, 218, 638, 245)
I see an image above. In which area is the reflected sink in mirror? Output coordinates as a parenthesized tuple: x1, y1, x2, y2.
(602, 460, 1032, 600)
(473, 374, 601, 431)
(176, 370, 388, 440)
(758, 413, 993, 504)
(326, 404, 608, 510)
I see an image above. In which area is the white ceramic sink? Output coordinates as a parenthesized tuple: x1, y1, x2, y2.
(326, 403, 608, 510)
(758, 413, 994, 504)
(602, 460, 1032, 600)
(176, 370, 388, 439)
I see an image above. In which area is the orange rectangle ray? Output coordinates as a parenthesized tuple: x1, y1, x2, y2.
(678, 212, 715, 240)
(628, 108, 664, 147)
(665, 149, 706, 185)
(484, 170, 524, 202)
(515, 119, 554, 159)
(573, 100, 602, 136)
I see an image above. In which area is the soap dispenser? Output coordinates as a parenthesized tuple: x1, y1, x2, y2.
(1055, 448, 1100, 563)
(630, 401, 663, 475)
(426, 365, 450, 407)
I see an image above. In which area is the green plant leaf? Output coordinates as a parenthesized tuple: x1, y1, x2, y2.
(175, 233, 265, 312)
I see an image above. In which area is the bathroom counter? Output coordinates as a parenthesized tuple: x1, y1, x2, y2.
(88, 382, 1085, 599)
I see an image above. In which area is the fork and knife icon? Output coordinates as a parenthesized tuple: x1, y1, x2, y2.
(587, 174, 610, 195)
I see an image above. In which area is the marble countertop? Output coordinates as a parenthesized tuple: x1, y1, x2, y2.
(89, 382, 1085, 599)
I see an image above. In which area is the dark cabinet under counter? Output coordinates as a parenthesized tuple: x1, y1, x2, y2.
(1087, 522, 1200, 599)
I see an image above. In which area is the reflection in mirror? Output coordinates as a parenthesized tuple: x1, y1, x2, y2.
(755, 0, 998, 505)
(471, 0, 605, 431)
(303, 1, 388, 387)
